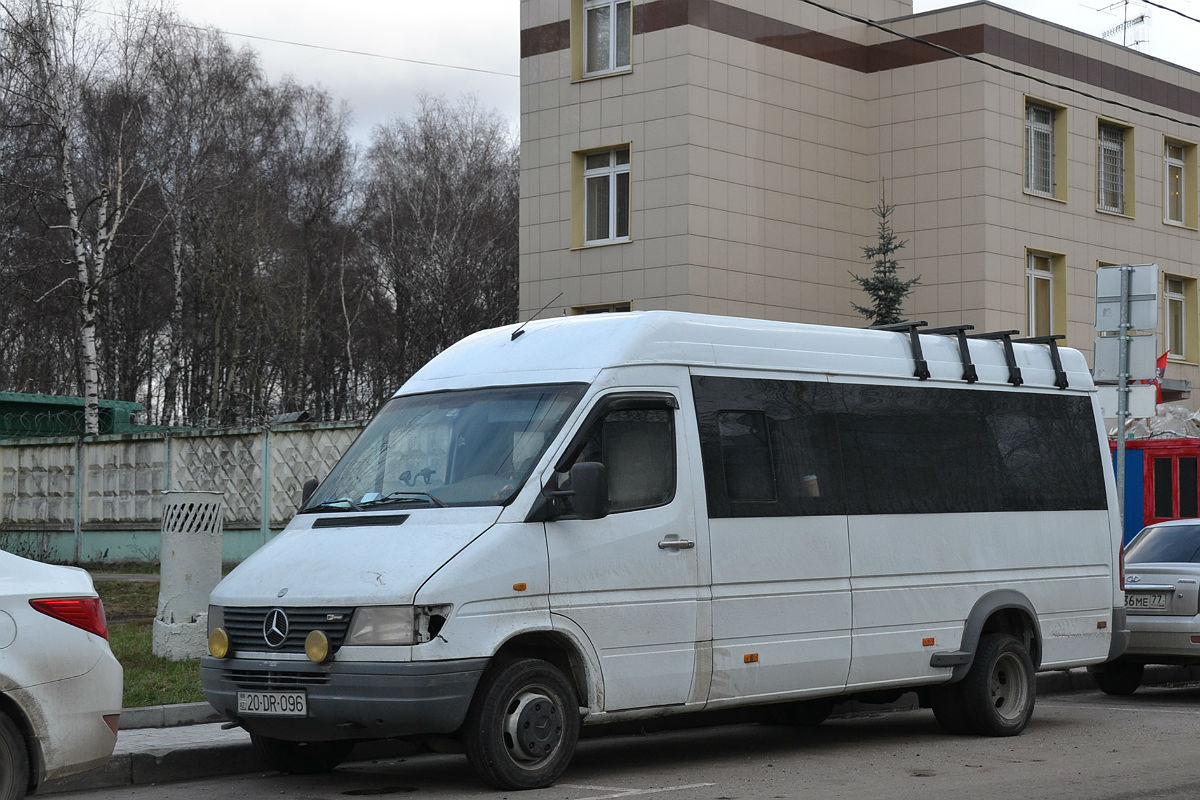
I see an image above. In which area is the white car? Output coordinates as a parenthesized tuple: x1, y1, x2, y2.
(1091, 518, 1200, 695)
(0, 550, 123, 799)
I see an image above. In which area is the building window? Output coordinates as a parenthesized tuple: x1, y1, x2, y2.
(582, 146, 630, 245)
(1025, 102, 1054, 196)
(1164, 138, 1197, 227)
(1167, 276, 1185, 359)
(1024, 98, 1065, 201)
(1164, 275, 1196, 361)
(1027, 252, 1053, 337)
(1026, 250, 1066, 338)
(1098, 121, 1132, 214)
(1166, 143, 1185, 223)
(572, 301, 632, 314)
(583, 0, 631, 76)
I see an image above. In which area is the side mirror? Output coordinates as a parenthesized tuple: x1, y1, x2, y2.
(567, 461, 608, 520)
(300, 477, 319, 508)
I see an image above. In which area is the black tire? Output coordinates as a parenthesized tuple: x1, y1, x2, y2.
(250, 734, 354, 774)
(1089, 661, 1144, 696)
(462, 658, 580, 790)
(764, 697, 835, 727)
(0, 712, 28, 800)
(930, 683, 971, 734)
(958, 633, 1036, 736)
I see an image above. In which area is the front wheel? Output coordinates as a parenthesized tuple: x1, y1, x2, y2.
(462, 658, 581, 790)
(1089, 661, 1144, 696)
(958, 633, 1036, 736)
(250, 735, 354, 774)
(0, 712, 28, 800)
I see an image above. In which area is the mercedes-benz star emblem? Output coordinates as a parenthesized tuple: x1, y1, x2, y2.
(263, 608, 290, 648)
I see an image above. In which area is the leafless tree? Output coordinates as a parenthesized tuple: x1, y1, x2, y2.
(362, 95, 519, 381)
(0, 0, 168, 435)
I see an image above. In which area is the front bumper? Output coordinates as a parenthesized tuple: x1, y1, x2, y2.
(201, 655, 488, 741)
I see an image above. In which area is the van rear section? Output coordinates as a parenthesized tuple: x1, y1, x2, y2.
(201, 311, 1126, 790)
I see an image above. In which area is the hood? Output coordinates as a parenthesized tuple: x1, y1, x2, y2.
(211, 506, 503, 607)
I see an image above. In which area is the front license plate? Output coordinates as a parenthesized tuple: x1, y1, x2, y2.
(237, 691, 307, 717)
(1125, 592, 1169, 610)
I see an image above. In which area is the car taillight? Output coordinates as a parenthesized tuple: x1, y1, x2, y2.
(30, 597, 109, 640)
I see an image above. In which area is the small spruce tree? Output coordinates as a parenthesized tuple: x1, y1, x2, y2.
(850, 194, 920, 327)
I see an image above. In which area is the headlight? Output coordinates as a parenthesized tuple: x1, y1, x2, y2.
(207, 606, 229, 658)
(346, 605, 451, 645)
(346, 606, 416, 645)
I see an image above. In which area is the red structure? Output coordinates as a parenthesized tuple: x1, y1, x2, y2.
(1112, 438, 1200, 544)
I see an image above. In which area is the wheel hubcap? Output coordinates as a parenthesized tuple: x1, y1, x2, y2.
(504, 689, 563, 763)
(989, 652, 1028, 720)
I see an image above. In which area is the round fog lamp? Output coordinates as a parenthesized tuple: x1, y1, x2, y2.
(208, 628, 229, 659)
(305, 629, 330, 663)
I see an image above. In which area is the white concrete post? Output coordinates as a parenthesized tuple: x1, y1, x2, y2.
(152, 491, 224, 660)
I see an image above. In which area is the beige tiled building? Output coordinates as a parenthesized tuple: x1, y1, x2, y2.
(519, 0, 1200, 398)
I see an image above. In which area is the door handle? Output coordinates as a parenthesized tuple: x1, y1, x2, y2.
(658, 538, 695, 550)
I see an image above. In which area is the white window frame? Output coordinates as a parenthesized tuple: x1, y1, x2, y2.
(1025, 102, 1054, 196)
(583, 0, 632, 76)
(1166, 141, 1186, 224)
(1166, 276, 1186, 359)
(583, 146, 631, 245)
(1026, 252, 1054, 337)
(1098, 123, 1126, 214)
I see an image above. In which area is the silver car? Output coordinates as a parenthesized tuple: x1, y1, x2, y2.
(1090, 518, 1200, 695)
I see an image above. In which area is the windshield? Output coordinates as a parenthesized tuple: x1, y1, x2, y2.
(302, 384, 586, 512)
(1125, 523, 1200, 563)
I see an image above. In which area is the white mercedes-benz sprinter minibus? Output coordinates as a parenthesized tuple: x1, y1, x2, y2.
(202, 311, 1127, 790)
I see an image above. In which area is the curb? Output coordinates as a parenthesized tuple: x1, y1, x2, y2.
(119, 702, 223, 730)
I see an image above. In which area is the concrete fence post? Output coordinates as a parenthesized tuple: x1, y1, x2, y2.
(152, 490, 224, 660)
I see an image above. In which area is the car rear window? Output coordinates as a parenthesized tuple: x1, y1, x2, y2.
(1125, 524, 1200, 563)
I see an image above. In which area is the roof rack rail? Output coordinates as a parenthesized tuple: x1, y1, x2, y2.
(1015, 334, 1069, 389)
(967, 330, 1023, 386)
(925, 324, 978, 383)
(872, 321, 930, 380)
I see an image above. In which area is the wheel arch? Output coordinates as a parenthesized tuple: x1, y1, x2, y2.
(0, 691, 40, 793)
(489, 630, 592, 713)
(944, 590, 1042, 683)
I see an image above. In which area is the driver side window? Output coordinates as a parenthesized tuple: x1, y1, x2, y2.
(561, 406, 677, 514)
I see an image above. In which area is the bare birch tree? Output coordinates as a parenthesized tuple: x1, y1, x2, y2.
(0, 0, 167, 434)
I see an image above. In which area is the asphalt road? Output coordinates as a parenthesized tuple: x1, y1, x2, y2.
(48, 684, 1200, 800)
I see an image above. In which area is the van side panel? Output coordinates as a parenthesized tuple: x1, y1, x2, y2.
(707, 516, 851, 702)
(845, 510, 1115, 686)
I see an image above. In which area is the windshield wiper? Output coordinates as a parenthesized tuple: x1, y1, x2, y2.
(358, 491, 447, 509)
(304, 497, 364, 513)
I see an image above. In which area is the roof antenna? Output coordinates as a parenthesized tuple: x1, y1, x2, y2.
(511, 292, 564, 340)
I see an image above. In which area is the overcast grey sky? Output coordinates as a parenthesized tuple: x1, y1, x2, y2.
(167, 0, 521, 145)
(157, 1, 1195, 146)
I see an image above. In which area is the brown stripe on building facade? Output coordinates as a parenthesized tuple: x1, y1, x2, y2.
(521, 0, 1200, 120)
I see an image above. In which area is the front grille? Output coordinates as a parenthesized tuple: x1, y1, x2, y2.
(224, 606, 355, 654)
(230, 668, 331, 690)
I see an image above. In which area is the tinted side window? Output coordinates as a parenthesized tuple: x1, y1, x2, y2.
(555, 406, 676, 514)
(693, 375, 1107, 518)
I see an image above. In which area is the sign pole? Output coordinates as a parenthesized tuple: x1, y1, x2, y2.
(1116, 265, 1130, 529)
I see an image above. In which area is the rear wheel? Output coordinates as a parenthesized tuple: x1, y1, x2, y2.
(958, 633, 1036, 736)
(462, 658, 580, 790)
(1089, 661, 1144, 696)
(250, 735, 354, 774)
(0, 712, 29, 800)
